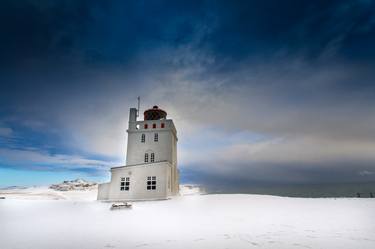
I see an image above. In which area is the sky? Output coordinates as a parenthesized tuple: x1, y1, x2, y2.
(1, 0, 375, 188)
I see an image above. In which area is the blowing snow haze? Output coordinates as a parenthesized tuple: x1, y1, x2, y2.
(1, 0, 375, 193)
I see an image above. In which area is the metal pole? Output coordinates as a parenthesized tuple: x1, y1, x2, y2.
(137, 96, 140, 117)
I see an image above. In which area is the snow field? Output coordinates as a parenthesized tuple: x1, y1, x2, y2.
(1, 193, 374, 249)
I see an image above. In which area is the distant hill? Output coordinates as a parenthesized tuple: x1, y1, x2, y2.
(49, 178, 97, 191)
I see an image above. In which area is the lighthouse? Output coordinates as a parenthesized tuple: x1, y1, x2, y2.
(97, 105, 179, 201)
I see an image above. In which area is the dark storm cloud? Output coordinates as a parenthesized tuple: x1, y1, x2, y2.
(1, 0, 375, 187)
(207, 0, 375, 62)
(2, 0, 374, 68)
(0, 0, 209, 68)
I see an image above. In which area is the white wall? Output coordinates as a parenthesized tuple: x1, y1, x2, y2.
(105, 162, 172, 201)
(126, 119, 177, 166)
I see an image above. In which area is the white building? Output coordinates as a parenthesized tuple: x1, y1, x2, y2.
(97, 105, 179, 201)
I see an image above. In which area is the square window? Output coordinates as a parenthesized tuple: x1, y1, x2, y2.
(147, 176, 157, 191)
(120, 177, 130, 191)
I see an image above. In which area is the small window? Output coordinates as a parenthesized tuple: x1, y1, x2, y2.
(161, 123, 165, 128)
(120, 177, 130, 191)
(154, 133, 158, 142)
(141, 134, 145, 143)
(152, 123, 156, 129)
(147, 176, 156, 190)
(144, 124, 148, 129)
(150, 153, 155, 162)
(144, 153, 149, 163)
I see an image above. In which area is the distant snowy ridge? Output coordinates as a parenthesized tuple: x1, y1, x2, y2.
(49, 178, 97, 191)
(0, 186, 28, 190)
(0, 181, 203, 201)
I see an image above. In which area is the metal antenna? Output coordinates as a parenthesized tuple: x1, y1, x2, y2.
(137, 96, 140, 117)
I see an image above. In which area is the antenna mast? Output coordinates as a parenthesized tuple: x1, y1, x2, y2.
(137, 96, 140, 117)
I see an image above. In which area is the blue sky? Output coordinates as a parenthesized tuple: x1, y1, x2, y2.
(1, 0, 375, 188)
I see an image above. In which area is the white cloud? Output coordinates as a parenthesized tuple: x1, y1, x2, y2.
(0, 148, 118, 172)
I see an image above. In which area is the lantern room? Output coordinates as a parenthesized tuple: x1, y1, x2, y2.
(144, 106, 167, 120)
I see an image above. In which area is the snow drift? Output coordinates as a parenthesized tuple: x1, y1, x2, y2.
(0, 182, 374, 249)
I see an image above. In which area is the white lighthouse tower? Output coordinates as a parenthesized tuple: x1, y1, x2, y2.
(97, 105, 179, 201)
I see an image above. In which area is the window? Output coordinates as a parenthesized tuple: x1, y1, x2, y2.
(144, 124, 148, 129)
(120, 177, 130, 191)
(147, 176, 156, 190)
(150, 152, 155, 162)
(161, 123, 165, 128)
(154, 133, 158, 142)
(144, 153, 149, 163)
(141, 134, 145, 143)
(152, 123, 156, 129)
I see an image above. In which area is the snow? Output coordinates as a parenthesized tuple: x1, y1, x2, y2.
(1, 186, 375, 249)
(0, 186, 97, 201)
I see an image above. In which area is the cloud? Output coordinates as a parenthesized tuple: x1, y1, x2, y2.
(0, 147, 117, 174)
(1, 0, 375, 187)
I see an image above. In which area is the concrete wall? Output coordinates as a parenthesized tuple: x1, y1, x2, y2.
(126, 119, 177, 166)
(125, 116, 179, 195)
(104, 162, 172, 201)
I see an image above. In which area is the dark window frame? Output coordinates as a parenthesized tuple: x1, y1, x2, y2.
(120, 177, 130, 191)
(147, 176, 156, 190)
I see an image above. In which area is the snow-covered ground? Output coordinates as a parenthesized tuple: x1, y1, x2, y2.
(1, 185, 374, 249)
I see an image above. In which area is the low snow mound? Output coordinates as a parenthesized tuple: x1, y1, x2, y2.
(49, 178, 97, 191)
(0, 185, 98, 201)
(1, 194, 374, 249)
(179, 184, 205, 195)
